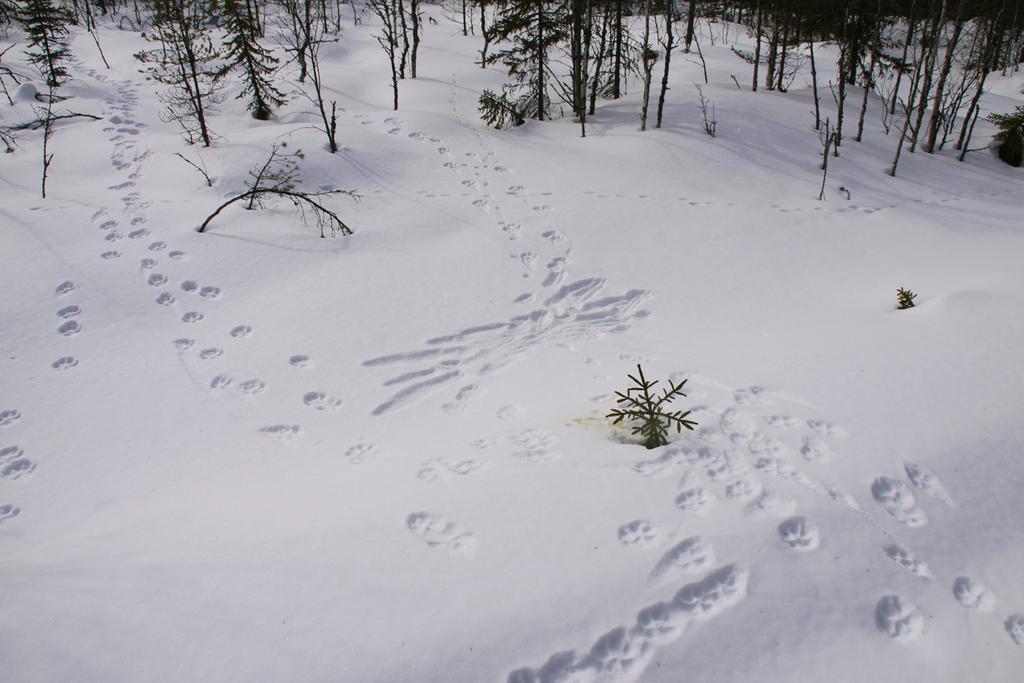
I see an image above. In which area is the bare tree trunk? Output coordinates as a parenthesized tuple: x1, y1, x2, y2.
(397, 0, 409, 78)
(589, 5, 609, 114)
(809, 36, 820, 129)
(752, 0, 762, 92)
(536, 0, 545, 121)
(613, 0, 623, 98)
(855, 50, 876, 142)
(924, 0, 965, 153)
(910, 0, 947, 153)
(639, 0, 654, 131)
(656, 0, 673, 128)
(410, 0, 420, 77)
(684, 0, 696, 52)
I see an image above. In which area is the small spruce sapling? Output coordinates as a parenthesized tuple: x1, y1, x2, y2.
(607, 365, 697, 449)
(897, 287, 917, 310)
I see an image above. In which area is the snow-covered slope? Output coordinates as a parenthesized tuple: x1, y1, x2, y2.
(2, 8, 1023, 683)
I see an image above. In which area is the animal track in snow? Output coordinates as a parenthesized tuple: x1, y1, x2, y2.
(778, 516, 821, 550)
(1, 456, 35, 480)
(542, 257, 565, 287)
(501, 222, 522, 240)
(181, 280, 198, 292)
(441, 384, 481, 413)
(904, 462, 955, 508)
(51, 356, 78, 371)
(199, 286, 221, 299)
(364, 278, 647, 414)
(155, 292, 175, 306)
(676, 487, 716, 514)
(800, 437, 835, 463)
(230, 325, 252, 338)
(0, 445, 23, 461)
(173, 338, 194, 351)
(140, 258, 158, 270)
(733, 386, 771, 405)
(720, 408, 759, 442)
(259, 424, 301, 441)
(289, 354, 312, 368)
(58, 320, 81, 337)
(0, 504, 19, 524)
(416, 457, 483, 481)
(181, 311, 204, 324)
(101, 250, 121, 260)
(345, 442, 376, 464)
(875, 595, 925, 641)
(104, 231, 123, 242)
(98, 219, 117, 230)
(237, 378, 267, 396)
(497, 404, 525, 420)
(884, 545, 933, 579)
(128, 228, 149, 239)
(871, 477, 928, 527)
(168, 250, 185, 260)
(508, 565, 748, 683)
(130, 216, 146, 226)
(617, 520, 666, 549)
(541, 229, 565, 242)
(724, 474, 764, 501)
(807, 419, 848, 439)
(406, 511, 477, 556)
(57, 305, 81, 319)
(1006, 615, 1024, 645)
(147, 273, 168, 287)
(198, 347, 222, 360)
(509, 428, 558, 463)
(765, 414, 802, 429)
(952, 576, 996, 611)
(209, 374, 232, 389)
(148, 241, 166, 252)
(55, 280, 75, 296)
(649, 537, 716, 580)
(303, 391, 341, 411)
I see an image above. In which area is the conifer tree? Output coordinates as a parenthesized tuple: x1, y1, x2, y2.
(481, 0, 567, 124)
(20, 0, 72, 88)
(220, 0, 286, 120)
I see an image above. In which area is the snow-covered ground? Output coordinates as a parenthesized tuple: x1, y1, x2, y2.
(2, 7, 1023, 682)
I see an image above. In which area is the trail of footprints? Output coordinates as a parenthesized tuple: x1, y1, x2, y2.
(77, 68, 342, 445)
(356, 107, 1024, 658)
(0, 408, 30, 524)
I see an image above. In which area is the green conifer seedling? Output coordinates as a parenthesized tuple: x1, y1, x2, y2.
(897, 287, 917, 310)
(607, 365, 697, 449)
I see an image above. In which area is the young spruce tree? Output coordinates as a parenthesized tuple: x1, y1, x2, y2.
(480, 0, 567, 125)
(20, 0, 72, 88)
(220, 0, 286, 120)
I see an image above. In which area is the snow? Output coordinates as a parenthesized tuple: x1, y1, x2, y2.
(2, 7, 1024, 683)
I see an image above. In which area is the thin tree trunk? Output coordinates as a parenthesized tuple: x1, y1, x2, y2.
(536, 0, 545, 121)
(685, 0, 696, 52)
(809, 35, 820, 129)
(613, 0, 623, 98)
(752, 1, 762, 92)
(656, 0, 673, 128)
(589, 5, 609, 114)
(410, 0, 420, 77)
(639, 0, 653, 131)
(855, 50, 876, 142)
